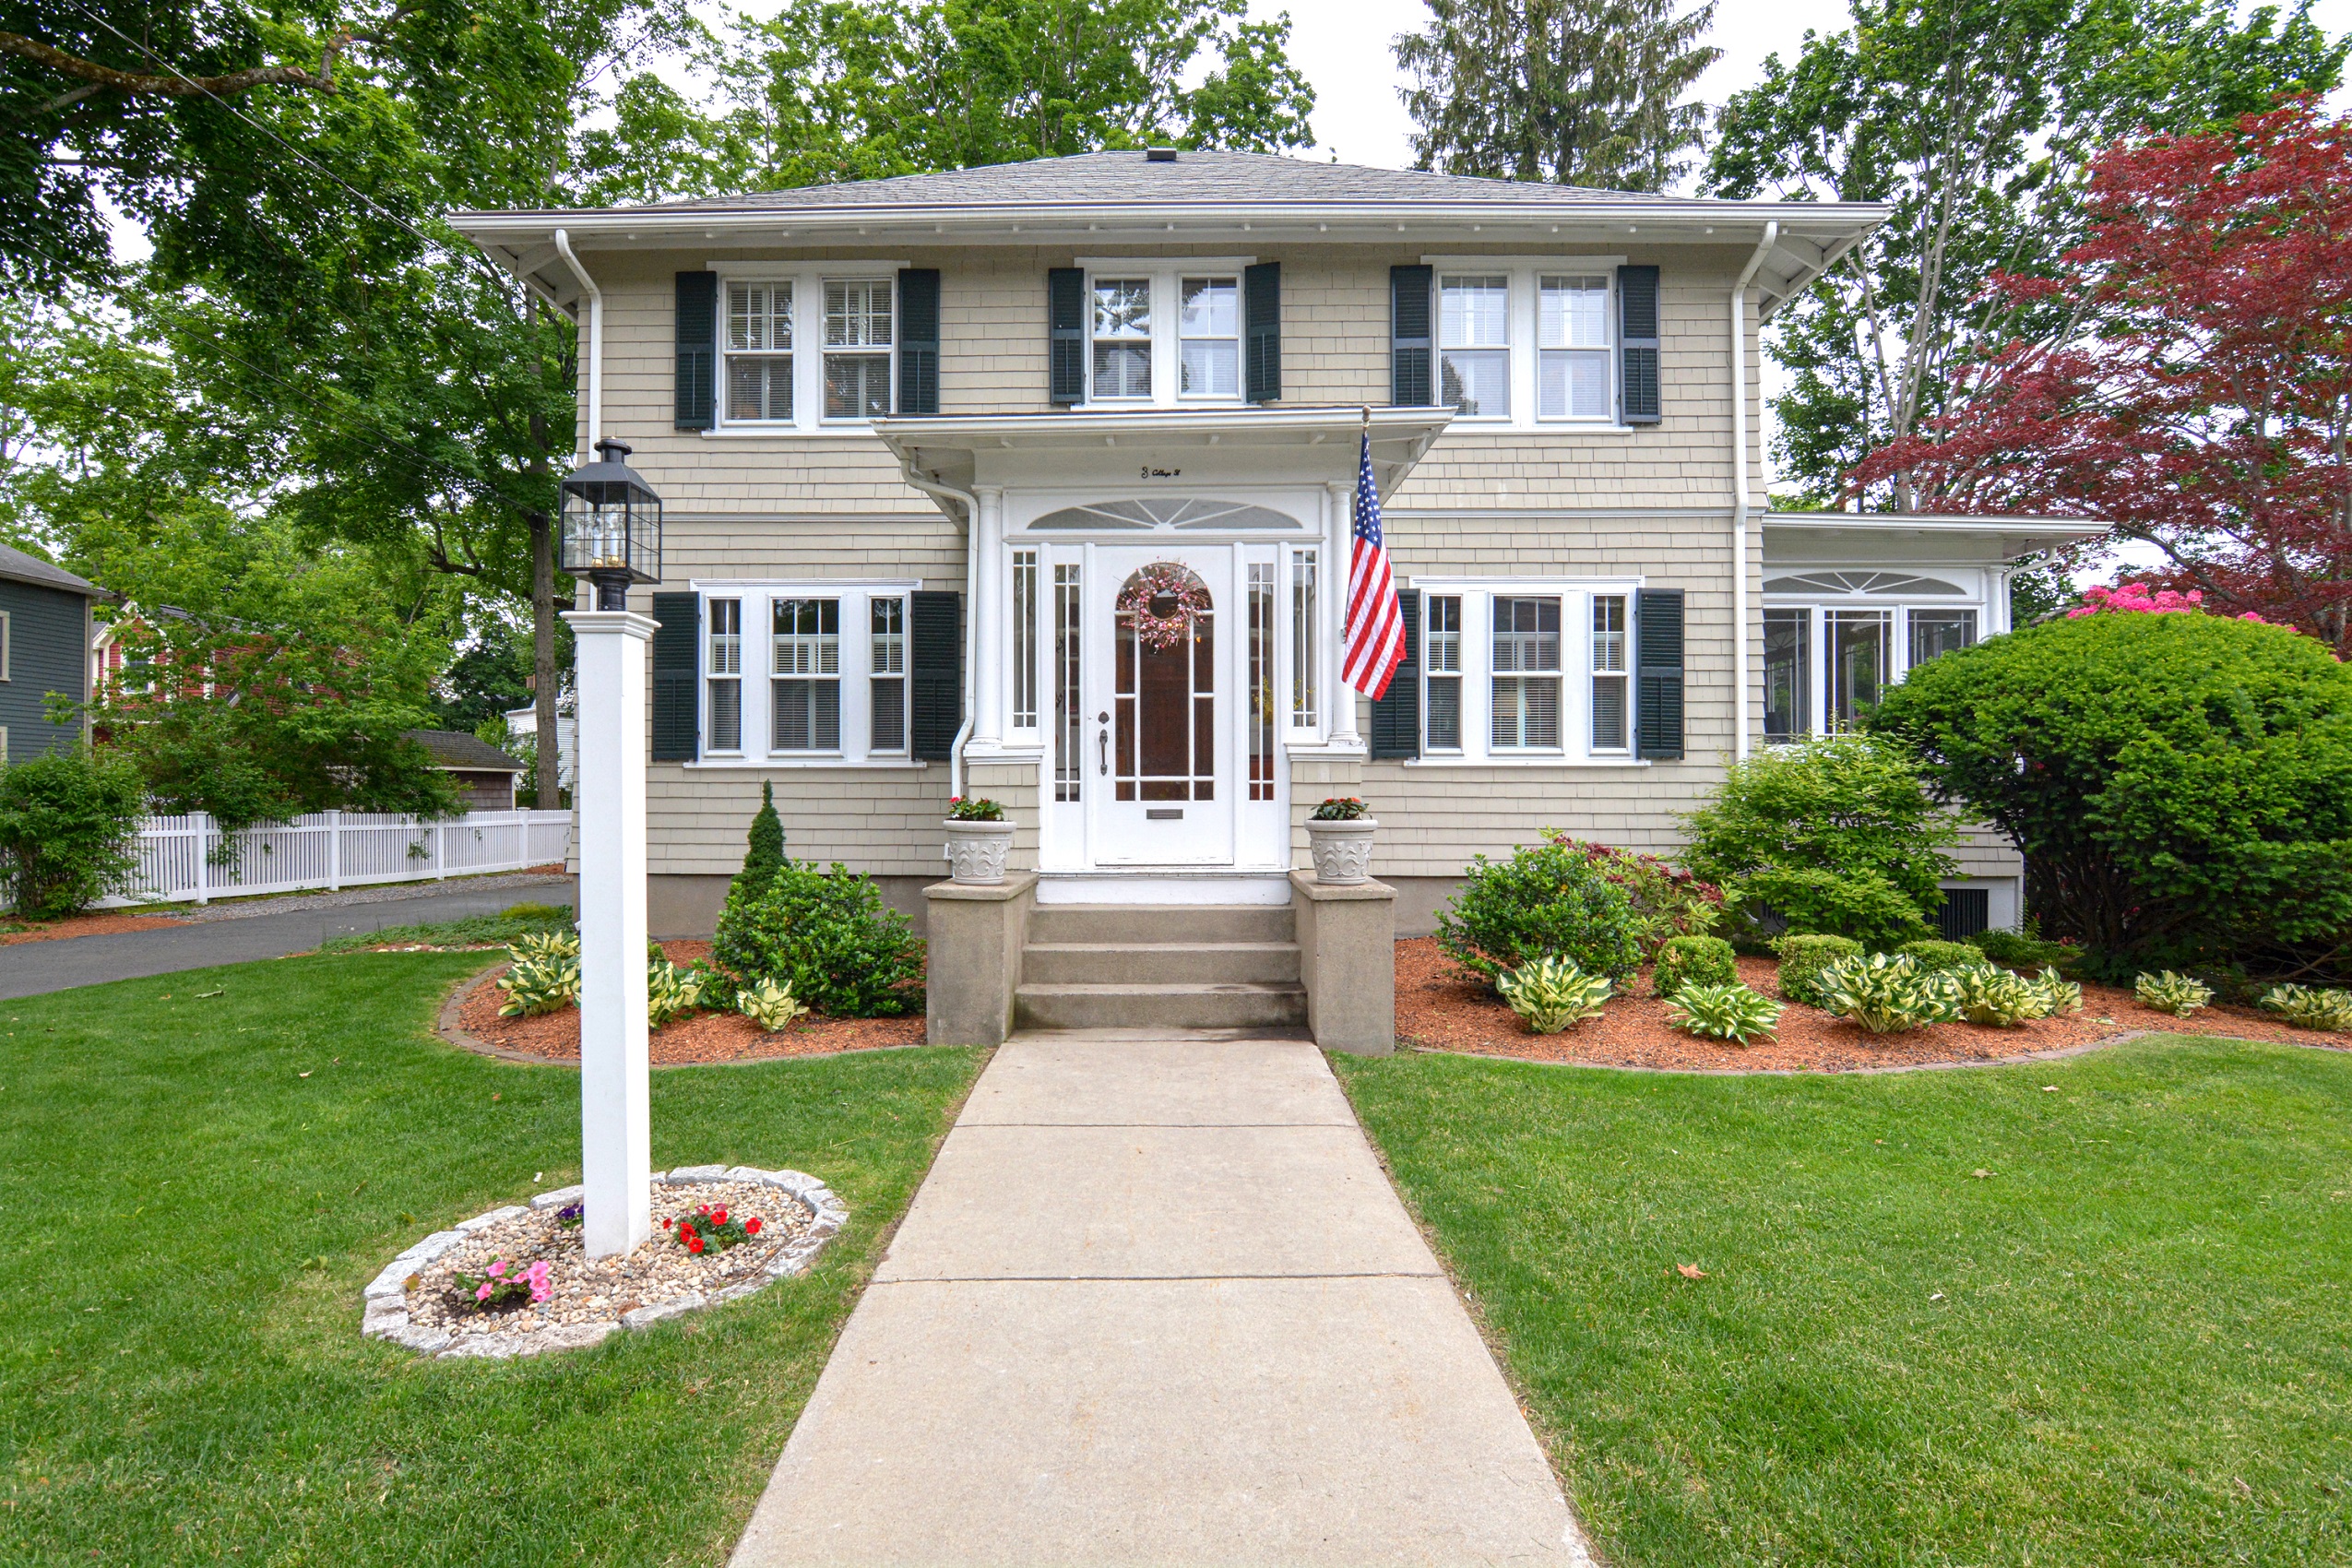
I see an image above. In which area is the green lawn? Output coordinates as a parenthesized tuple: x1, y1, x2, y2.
(1336, 1039, 2352, 1567)
(0, 954, 981, 1566)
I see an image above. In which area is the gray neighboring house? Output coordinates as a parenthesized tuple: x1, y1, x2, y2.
(404, 729, 530, 811)
(0, 541, 106, 762)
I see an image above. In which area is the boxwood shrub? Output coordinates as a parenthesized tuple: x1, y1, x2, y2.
(1895, 939, 1984, 973)
(1652, 933, 1738, 997)
(1437, 838, 1645, 984)
(1776, 933, 1863, 1009)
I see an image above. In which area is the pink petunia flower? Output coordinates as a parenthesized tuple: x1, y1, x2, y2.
(476, 1282, 493, 1301)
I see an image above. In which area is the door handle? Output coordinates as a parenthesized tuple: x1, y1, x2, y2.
(1098, 728, 1109, 776)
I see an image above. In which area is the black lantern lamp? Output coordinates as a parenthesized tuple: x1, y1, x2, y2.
(560, 438, 662, 611)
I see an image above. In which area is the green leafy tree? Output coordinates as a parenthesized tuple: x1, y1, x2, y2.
(1866, 611, 2352, 979)
(0, 743, 148, 919)
(1680, 733, 1959, 949)
(1704, 0, 2346, 510)
(1396, 0, 1720, 191)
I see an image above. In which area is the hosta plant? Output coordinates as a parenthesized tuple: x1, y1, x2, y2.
(647, 951, 709, 1030)
(1946, 960, 2047, 1028)
(1665, 981, 1782, 1045)
(1816, 953, 1957, 1034)
(511, 929, 579, 963)
(2259, 984, 2352, 1032)
(737, 976, 810, 1032)
(497, 947, 580, 1017)
(2135, 970, 2214, 1017)
(2029, 968, 2084, 1016)
(1497, 956, 1614, 1034)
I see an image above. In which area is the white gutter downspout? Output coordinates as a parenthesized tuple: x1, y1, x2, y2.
(899, 467, 982, 799)
(552, 229, 601, 455)
(1729, 220, 1778, 762)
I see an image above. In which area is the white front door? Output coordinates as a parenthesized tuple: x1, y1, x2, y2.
(1085, 545, 1236, 866)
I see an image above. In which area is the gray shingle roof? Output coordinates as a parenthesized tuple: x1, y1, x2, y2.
(0, 540, 103, 598)
(405, 729, 527, 772)
(580, 150, 1684, 217)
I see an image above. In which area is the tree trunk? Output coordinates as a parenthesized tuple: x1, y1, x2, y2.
(530, 510, 560, 811)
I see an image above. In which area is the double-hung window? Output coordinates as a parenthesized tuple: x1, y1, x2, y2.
(1589, 594, 1629, 751)
(1438, 274, 1511, 417)
(1091, 279, 1152, 400)
(869, 596, 907, 753)
(1178, 277, 1241, 398)
(771, 599, 841, 753)
(725, 282, 793, 423)
(1424, 595, 1463, 751)
(1491, 597, 1562, 750)
(706, 599, 743, 753)
(824, 279, 892, 420)
(1538, 275, 1612, 420)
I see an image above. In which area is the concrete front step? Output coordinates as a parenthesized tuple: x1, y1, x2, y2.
(1022, 941, 1302, 986)
(1026, 903, 1295, 946)
(1015, 981, 1309, 1032)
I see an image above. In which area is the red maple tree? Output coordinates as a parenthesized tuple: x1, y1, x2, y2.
(1853, 101, 2352, 656)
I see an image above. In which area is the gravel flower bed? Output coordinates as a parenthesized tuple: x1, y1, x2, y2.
(361, 1165, 845, 1359)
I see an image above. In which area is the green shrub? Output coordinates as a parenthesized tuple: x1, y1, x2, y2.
(1969, 928, 2077, 970)
(1496, 956, 1613, 1034)
(1816, 952, 1958, 1034)
(711, 859, 924, 1017)
(1896, 939, 1984, 973)
(2259, 984, 2352, 1032)
(1542, 833, 1724, 956)
(498, 901, 570, 922)
(2134, 970, 2214, 1017)
(0, 744, 148, 920)
(1664, 981, 1781, 1045)
(1436, 838, 1645, 983)
(736, 977, 809, 1032)
(1680, 733, 1958, 949)
(1946, 961, 2045, 1027)
(1652, 934, 1737, 997)
(737, 781, 786, 894)
(1867, 612, 2352, 979)
(1776, 933, 1863, 1008)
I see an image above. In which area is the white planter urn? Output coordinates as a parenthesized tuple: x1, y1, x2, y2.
(944, 819, 1016, 885)
(1304, 817, 1377, 885)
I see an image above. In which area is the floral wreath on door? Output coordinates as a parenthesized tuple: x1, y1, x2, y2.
(1114, 562, 1213, 651)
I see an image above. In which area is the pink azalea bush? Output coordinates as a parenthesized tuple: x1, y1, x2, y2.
(2071, 581, 2265, 622)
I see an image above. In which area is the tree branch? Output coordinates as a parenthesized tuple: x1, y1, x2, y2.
(0, 30, 345, 99)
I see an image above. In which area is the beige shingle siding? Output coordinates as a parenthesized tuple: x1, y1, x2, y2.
(648, 766, 955, 878)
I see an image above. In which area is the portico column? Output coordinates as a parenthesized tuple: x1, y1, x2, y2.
(1325, 481, 1361, 746)
(562, 608, 653, 1260)
(973, 485, 1004, 746)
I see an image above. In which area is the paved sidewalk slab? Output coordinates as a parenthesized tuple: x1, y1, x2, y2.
(729, 1033, 1590, 1568)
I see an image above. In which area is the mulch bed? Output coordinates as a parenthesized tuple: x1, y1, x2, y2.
(453, 940, 927, 1066)
(0, 911, 186, 945)
(1395, 937, 2350, 1074)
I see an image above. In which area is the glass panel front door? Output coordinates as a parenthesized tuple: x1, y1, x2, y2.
(1087, 550, 1235, 865)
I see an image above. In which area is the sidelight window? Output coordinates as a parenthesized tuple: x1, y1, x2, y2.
(706, 599, 742, 753)
(868, 596, 907, 754)
(1590, 594, 1629, 752)
(1424, 595, 1462, 751)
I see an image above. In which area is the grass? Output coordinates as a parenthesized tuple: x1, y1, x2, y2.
(0, 953, 981, 1565)
(317, 904, 575, 953)
(1334, 1038, 2352, 1567)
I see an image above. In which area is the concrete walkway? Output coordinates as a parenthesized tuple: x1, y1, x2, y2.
(730, 1034, 1591, 1567)
(0, 875, 575, 1000)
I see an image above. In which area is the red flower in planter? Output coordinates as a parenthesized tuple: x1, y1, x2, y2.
(746, 1217, 762, 1237)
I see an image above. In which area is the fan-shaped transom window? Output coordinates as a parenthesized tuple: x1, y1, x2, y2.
(1028, 498, 1302, 531)
(1763, 571, 1966, 597)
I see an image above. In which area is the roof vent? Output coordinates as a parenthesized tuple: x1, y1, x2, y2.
(1146, 147, 1178, 162)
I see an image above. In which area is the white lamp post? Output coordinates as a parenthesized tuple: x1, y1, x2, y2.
(559, 440, 662, 1259)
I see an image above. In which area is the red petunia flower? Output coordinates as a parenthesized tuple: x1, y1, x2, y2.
(686, 1235, 703, 1253)
(745, 1217, 762, 1236)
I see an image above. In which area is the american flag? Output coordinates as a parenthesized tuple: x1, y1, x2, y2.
(1341, 430, 1406, 701)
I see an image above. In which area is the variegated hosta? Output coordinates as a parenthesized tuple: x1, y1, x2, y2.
(510, 929, 579, 963)
(1946, 961, 2047, 1028)
(1665, 981, 1782, 1045)
(2134, 970, 2214, 1017)
(1498, 955, 1614, 1035)
(496, 951, 580, 1016)
(647, 956, 708, 1029)
(737, 976, 810, 1033)
(2259, 983, 2352, 1032)
(1815, 952, 1957, 1034)
(2028, 968, 2084, 1016)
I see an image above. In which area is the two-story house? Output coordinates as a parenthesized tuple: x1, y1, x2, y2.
(453, 150, 2093, 947)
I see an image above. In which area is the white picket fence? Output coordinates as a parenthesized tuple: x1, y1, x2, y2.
(99, 809, 575, 907)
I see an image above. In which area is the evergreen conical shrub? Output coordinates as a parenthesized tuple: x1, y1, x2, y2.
(739, 781, 785, 891)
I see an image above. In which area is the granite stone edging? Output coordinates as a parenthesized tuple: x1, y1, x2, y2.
(360, 1167, 849, 1360)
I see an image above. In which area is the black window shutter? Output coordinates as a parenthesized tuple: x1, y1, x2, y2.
(1634, 588, 1684, 760)
(1390, 265, 1433, 407)
(1369, 589, 1422, 760)
(1047, 267, 1086, 406)
(1618, 264, 1661, 425)
(897, 268, 940, 415)
(650, 592, 700, 762)
(910, 590, 963, 761)
(675, 272, 717, 430)
(1244, 261, 1281, 404)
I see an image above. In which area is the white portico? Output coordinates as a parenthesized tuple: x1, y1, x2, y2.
(876, 408, 1449, 903)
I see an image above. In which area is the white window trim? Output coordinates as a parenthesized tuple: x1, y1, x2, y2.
(708, 263, 904, 434)
(1404, 576, 1648, 767)
(1421, 255, 1627, 433)
(685, 578, 925, 767)
(1073, 256, 1256, 410)
(1760, 591, 1991, 741)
